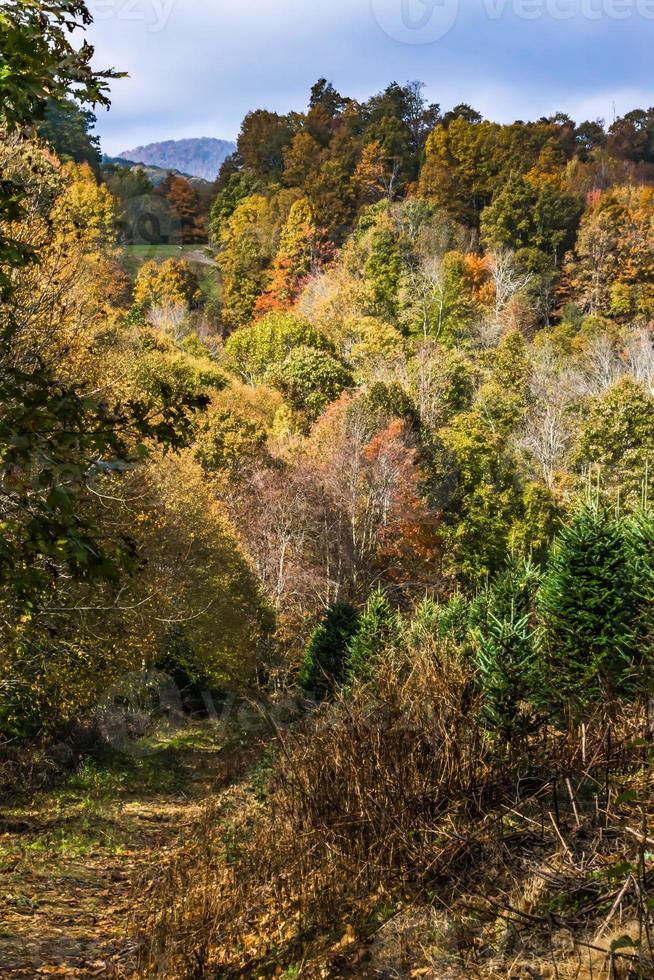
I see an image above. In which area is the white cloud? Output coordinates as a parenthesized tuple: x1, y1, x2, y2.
(86, 0, 654, 154)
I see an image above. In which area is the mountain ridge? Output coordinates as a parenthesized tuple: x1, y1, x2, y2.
(117, 137, 236, 182)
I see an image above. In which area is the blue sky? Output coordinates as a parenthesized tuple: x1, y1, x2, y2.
(87, 0, 654, 155)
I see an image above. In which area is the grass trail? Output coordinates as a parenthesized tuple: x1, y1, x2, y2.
(0, 724, 252, 978)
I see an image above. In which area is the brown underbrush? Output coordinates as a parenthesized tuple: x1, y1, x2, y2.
(135, 642, 654, 978)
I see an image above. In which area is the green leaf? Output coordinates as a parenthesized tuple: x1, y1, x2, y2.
(610, 935, 637, 952)
(604, 862, 634, 879)
(614, 789, 639, 805)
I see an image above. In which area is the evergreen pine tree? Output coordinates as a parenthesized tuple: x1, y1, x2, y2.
(471, 556, 541, 739)
(435, 594, 472, 645)
(624, 507, 654, 692)
(363, 223, 402, 322)
(299, 602, 360, 699)
(406, 596, 440, 648)
(537, 503, 636, 715)
(486, 554, 542, 622)
(346, 590, 401, 683)
(473, 611, 536, 739)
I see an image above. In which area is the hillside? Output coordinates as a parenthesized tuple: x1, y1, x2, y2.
(101, 155, 210, 189)
(117, 137, 236, 181)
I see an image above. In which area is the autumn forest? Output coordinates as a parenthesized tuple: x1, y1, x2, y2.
(3, 3, 654, 977)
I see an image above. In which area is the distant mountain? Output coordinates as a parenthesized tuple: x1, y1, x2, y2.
(116, 138, 236, 182)
(102, 156, 208, 188)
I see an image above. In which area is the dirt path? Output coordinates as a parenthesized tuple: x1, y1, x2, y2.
(183, 249, 217, 267)
(0, 725, 250, 978)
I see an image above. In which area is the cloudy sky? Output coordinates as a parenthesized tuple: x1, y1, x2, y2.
(87, 0, 654, 156)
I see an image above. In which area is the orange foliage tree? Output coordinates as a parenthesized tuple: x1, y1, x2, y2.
(255, 198, 330, 315)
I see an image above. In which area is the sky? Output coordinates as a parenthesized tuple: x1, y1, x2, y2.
(86, 0, 654, 156)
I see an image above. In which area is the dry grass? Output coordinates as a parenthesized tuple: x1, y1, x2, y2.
(135, 643, 654, 978)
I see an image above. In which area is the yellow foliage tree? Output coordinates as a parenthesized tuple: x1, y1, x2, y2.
(134, 258, 202, 310)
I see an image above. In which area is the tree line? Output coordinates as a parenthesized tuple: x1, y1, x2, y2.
(3, 4, 654, 745)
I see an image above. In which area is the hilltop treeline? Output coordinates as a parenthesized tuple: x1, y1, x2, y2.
(190, 81, 654, 638)
(211, 79, 654, 326)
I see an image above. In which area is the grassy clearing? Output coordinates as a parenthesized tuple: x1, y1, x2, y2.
(0, 721, 256, 978)
(119, 243, 217, 283)
(122, 244, 205, 260)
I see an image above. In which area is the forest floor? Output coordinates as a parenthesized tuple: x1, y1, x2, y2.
(0, 722, 257, 978)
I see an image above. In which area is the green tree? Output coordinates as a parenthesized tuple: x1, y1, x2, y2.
(103, 164, 153, 202)
(305, 151, 359, 236)
(574, 378, 654, 502)
(435, 594, 473, 645)
(346, 590, 401, 684)
(439, 410, 555, 584)
(38, 96, 101, 168)
(363, 220, 402, 321)
(209, 169, 259, 245)
(435, 251, 481, 344)
(357, 381, 420, 435)
(268, 345, 352, 422)
(474, 613, 536, 740)
(480, 174, 581, 260)
(299, 602, 360, 699)
(217, 194, 273, 328)
(419, 116, 560, 226)
(224, 311, 333, 384)
(237, 109, 296, 181)
(537, 504, 637, 715)
(471, 557, 541, 739)
(362, 81, 439, 186)
(419, 118, 500, 225)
